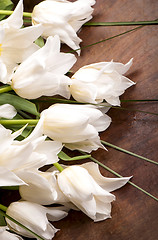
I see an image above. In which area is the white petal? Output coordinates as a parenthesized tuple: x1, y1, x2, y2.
(0, 125, 13, 153)
(19, 170, 59, 205)
(58, 166, 97, 201)
(0, 60, 8, 84)
(65, 137, 104, 153)
(0, 167, 25, 186)
(0, 0, 23, 29)
(34, 140, 62, 164)
(46, 206, 69, 221)
(4, 25, 43, 48)
(0, 227, 24, 240)
(0, 104, 17, 119)
(82, 162, 131, 192)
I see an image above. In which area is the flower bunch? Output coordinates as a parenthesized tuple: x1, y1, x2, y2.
(0, 0, 136, 239)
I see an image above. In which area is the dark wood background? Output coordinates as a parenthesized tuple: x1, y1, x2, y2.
(3, 0, 158, 239)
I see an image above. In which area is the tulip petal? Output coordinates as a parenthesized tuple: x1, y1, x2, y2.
(0, 0, 23, 29)
(82, 162, 131, 192)
(0, 104, 17, 119)
(0, 226, 24, 240)
(0, 167, 25, 186)
(19, 170, 59, 205)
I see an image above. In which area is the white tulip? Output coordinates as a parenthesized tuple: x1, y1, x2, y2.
(0, 226, 23, 240)
(0, 25, 43, 84)
(32, 103, 111, 152)
(70, 59, 135, 106)
(11, 35, 76, 99)
(6, 201, 68, 239)
(32, 0, 95, 54)
(0, 104, 17, 119)
(57, 162, 131, 221)
(18, 169, 68, 205)
(0, 124, 62, 186)
(0, 0, 43, 84)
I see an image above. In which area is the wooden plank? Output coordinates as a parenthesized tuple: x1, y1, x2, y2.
(1, 1, 158, 240)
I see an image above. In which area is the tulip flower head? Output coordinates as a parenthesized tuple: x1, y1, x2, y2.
(11, 35, 76, 99)
(32, 0, 96, 54)
(0, 0, 43, 84)
(31, 103, 111, 152)
(57, 162, 131, 221)
(0, 124, 62, 187)
(6, 201, 68, 239)
(70, 59, 135, 106)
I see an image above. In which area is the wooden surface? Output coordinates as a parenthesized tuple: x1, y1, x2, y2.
(3, 0, 158, 240)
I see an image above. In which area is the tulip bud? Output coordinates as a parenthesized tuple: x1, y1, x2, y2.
(57, 162, 131, 221)
(11, 36, 76, 99)
(37, 103, 111, 152)
(32, 0, 96, 54)
(70, 59, 135, 106)
(6, 201, 68, 239)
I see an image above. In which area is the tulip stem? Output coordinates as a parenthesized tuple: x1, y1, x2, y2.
(71, 25, 143, 53)
(1, 9, 157, 26)
(101, 140, 158, 165)
(0, 119, 38, 126)
(0, 204, 7, 212)
(53, 162, 64, 172)
(0, 209, 45, 240)
(121, 99, 158, 102)
(111, 106, 158, 116)
(0, 85, 12, 94)
(0, 10, 32, 18)
(85, 20, 158, 26)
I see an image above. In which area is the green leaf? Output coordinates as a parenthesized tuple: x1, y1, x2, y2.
(0, 0, 13, 20)
(0, 214, 6, 226)
(35, 36, 45, 48)
(58, 151, 91, 161)
(0, 93, 40, 117)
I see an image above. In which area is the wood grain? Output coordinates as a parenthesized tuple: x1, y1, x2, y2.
(1, 0, 158, 240)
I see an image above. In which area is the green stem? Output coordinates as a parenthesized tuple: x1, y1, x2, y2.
(58, 151, 91, 161)
(0, 10, 157, 26)
(0, 10, 32, 18)
(53, 162, 64, 172)
(0, 85, 12, 94)
(0, 209, 45, 240)
(121, 99, 158, 102)
(101, 140, 158, 165)
(36, 97, 80, 104)
(0, 119, 38, 126)
(85, 20, 158, 26)
(0, 204, 7, 212)
(37, 97, 158, 105)
(111, 106, 158, 116)
(1, 186, 19, 190)
(87, 155, 158, 201)
(70, 25, 143, 53)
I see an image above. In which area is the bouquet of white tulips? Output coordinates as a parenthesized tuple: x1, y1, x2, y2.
(0, 0, 156, 239)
